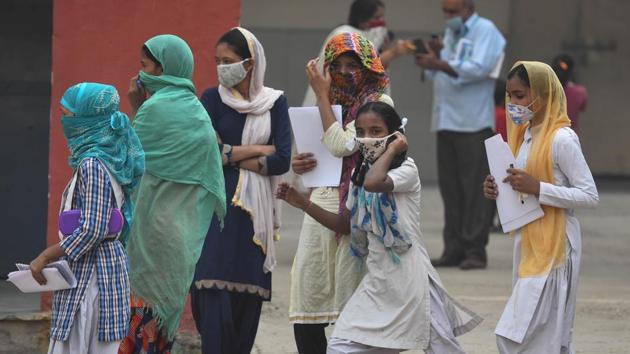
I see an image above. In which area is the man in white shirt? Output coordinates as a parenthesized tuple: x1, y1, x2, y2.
(416, 0, 506, 270)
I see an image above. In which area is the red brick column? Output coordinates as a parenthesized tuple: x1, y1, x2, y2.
(45, 0, 240, 332)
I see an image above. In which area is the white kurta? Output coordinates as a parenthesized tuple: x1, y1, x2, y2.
(332, 158, 482, 351)
(290, 121, 363, 324)
(48, 268, 121, 354)
(495, 127, 599, 353)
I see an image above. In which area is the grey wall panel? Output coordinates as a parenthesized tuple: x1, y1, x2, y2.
(0, 0, 52, 276)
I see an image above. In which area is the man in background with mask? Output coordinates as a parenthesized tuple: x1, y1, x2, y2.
(416, 0, 505, 270)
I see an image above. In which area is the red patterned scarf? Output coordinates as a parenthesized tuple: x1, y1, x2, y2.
(323, 32, 390, 213)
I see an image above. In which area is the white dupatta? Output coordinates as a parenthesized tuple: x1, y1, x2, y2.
(218, 27, 284, 273)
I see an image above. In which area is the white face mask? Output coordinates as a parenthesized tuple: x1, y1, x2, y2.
(217, 59, 250, 88)
(507, 100, 536, 125)
(364, 26, 388, 50)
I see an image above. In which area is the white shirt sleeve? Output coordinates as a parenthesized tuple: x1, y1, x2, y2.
(538, 129, 599, 209)
(321, 121, 357, 158)
(387, 158, 421, 193)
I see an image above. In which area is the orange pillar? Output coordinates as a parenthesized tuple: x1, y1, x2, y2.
(46, 0, 240, 331)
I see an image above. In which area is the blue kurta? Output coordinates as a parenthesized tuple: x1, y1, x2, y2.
(193, 87, 292, 300)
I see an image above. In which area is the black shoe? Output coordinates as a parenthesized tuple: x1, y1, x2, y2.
(459, 257, 487, 270)
(431, 256, 463, 267)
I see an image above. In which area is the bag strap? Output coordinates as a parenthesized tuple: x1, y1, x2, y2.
(63, 171, 79, 213)
(102, 165, 124, 210)
(65, 159, 124, 209)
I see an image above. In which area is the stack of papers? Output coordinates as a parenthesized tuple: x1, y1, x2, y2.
(485, 134, 545, 233)
(289, 105, 343, 188)
(7, 260, 77, 293)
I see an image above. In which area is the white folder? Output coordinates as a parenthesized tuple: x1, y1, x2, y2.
(7, 260, 77, 293)
(485, 134, 544, 233)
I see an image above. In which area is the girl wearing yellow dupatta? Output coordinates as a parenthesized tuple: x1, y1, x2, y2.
(483, 61, 599, 353)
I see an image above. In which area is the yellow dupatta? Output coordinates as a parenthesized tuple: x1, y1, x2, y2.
(506, 61, 572, 277)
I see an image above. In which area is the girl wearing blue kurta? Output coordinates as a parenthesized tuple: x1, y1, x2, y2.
(191, 27, 292, 354)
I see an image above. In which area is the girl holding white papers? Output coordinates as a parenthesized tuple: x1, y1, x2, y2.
(29, 83, 144, 354)
(483, 61, 599, 353)
(280, 102, 481, 353)
(290, 32, 391, 352)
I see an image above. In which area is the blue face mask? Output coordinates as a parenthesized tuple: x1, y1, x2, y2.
(446, 16, 464, 34)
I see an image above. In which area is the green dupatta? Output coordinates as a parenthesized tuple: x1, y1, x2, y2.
(127, 34, 226, 339)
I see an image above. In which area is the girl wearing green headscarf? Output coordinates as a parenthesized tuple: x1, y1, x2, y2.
(29, 82, 144, 354)
(118, 34, 226, 353)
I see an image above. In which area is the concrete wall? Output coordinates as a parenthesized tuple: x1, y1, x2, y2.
(241, 0, 630, 181)
(506, 0, 630, 176)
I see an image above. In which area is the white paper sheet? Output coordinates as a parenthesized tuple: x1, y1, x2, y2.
(489, 52, 505, 79)
(7, 260, 77, 293)
(289, 105, 343, 188)
(485, 134, 544, 233)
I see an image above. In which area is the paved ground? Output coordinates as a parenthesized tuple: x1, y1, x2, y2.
(2, 184, 628, 353)
(251, 184, 630, 354)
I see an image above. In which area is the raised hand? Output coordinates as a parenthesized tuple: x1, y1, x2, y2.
(306, 58, 331, 102)
(276, 182, 308, 210)
(387, 132, 408, 155)
(128, 74, 147, 115)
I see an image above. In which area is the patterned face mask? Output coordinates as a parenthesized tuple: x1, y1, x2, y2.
(330, 70, 365, 98)
(217, 59, 250, 88)
(355, 132, 397, 163)
(507, 99, 537, 125)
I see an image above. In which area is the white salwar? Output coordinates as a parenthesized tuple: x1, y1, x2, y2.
(495, 127, 599, 353)
(329, 158, 482, 353)
(48, 270, 121, 354)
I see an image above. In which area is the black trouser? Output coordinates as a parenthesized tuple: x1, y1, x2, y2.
(293, 323, 328, 354)
(191, 288, 263, 354)
(437, 128, 494, 262)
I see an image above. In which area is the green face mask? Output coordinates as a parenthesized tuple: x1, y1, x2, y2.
(446, 16, 467, 37)
(138, 70, 196, 94)
(138, 71, 162, 94)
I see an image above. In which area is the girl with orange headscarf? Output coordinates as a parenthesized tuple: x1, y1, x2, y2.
(290, 32, 391, 352)
(483, 61, 599, 353)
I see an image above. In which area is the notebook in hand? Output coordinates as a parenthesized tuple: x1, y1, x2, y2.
(7, 260, 77, 293)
